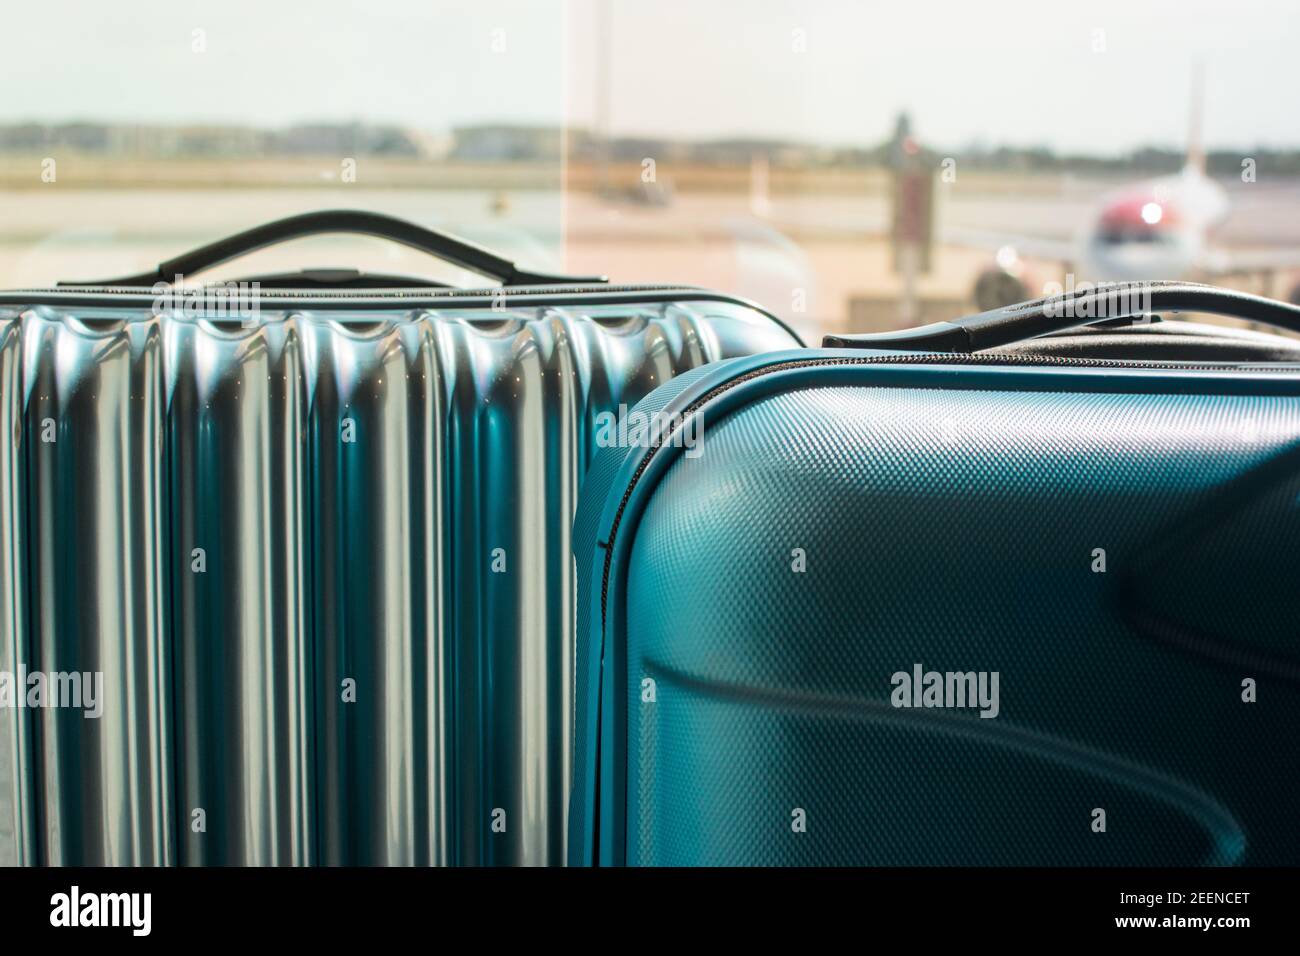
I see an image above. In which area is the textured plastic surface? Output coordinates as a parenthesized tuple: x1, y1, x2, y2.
(581, 360, 1300, 865)
(0, 295, 797, 866)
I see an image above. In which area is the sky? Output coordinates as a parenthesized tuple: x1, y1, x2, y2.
(2, 0, 1299, 154)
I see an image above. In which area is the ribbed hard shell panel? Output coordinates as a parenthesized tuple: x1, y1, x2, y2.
(22, 310, 172, 866)
(310, 317, 444, 866)
(167, 319, 312, 865)
(0, 299, 796, 866)
(0, 312, 31, 866)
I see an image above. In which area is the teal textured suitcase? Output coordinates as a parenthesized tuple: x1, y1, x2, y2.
(572, 283, 1300, 866)
(0, 211, 801, 866)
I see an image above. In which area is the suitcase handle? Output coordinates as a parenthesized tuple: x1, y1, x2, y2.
(823, 281, 1300, 352)
(59, 209, 608, 288)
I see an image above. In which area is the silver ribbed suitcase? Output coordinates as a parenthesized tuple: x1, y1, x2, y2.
(0, 211, 799, 865)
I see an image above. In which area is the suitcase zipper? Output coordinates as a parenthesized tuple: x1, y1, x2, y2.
(597, 351, 1300, 629)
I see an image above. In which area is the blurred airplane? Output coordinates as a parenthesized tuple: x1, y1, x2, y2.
(762, 66, 1300, 311)
(954, 65, 1300, 308)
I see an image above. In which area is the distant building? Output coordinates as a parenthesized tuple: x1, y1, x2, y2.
(267, 123, 423, 157)
(0, 122, 426, 158)
(0, 120, 1296, 175)
(450, 125, 565, 162)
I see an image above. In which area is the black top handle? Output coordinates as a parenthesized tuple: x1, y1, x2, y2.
(59, 209, 608, 288)
(824, 281, 1300, 352)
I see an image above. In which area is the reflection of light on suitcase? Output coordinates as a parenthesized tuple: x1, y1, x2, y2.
(0, 214, 799, 867)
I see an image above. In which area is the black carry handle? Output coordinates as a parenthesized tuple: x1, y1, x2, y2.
(824, 281, 1300, 352)
(60, 209, 608, 288)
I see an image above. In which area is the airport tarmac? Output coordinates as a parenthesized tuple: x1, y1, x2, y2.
(3, 177, 1300, 340)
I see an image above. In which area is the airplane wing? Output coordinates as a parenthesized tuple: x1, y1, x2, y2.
(939, 226, 1076, 265)
(1200, 246, 1300, 278)
(760, 212, 1079, 265)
